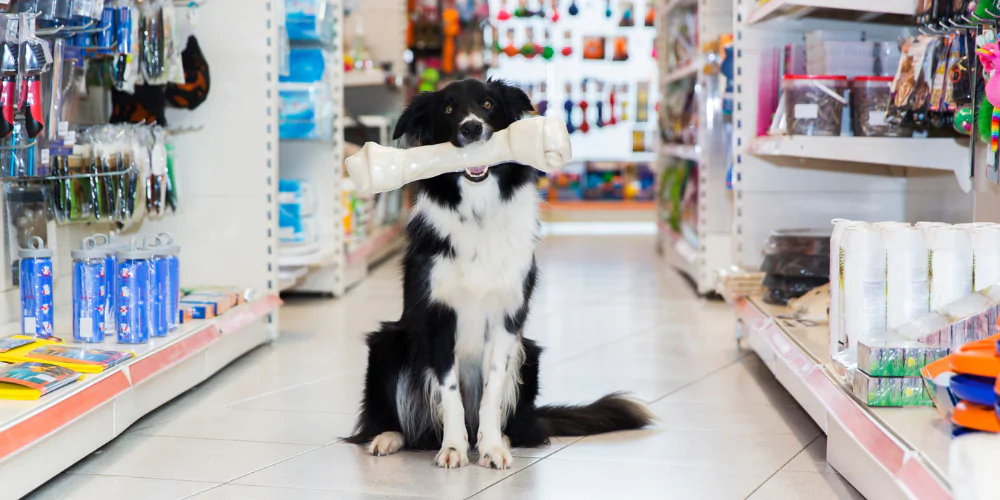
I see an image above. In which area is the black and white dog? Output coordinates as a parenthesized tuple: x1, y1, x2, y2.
(347, 79, 652, 469)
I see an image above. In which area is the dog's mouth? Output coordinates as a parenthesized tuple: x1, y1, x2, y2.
(463, 166, 490, 182)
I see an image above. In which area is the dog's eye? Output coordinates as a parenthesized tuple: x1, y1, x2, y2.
(445, 105, 454, 114)
(483, 100, 493, 109)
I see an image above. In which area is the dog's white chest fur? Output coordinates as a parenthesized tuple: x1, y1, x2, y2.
(416, 177, 539, 358)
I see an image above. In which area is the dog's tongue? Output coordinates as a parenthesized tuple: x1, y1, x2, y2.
(468, 167, 487, 175)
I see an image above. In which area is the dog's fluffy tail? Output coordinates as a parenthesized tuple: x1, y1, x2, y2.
(536, 392, 654, 437)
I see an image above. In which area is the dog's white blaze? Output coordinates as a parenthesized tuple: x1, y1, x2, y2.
(414, 173, 540, 458)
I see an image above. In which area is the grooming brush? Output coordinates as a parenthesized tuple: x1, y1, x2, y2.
(21, 31, 53, 139)
(0, 20, 17, 140)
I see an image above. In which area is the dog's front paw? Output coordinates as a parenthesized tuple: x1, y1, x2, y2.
(435, 445, 470, 469)
(368, 431, 404, 456)
(477, 437, 513, 470)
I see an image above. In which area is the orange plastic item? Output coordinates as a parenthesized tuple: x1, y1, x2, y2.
(442, 9, 460, 74)
(950, 338, 1000, 378)
(952, 400, 1000, 432)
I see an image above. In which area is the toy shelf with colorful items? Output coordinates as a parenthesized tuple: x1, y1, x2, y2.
(539, 161, 655, 202)
(487, 0, 660, 163)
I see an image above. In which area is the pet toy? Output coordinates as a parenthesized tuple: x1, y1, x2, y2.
(977, 36, 1000, 152)
(345, 116, 572, 195)
(578, 81, 590, 133)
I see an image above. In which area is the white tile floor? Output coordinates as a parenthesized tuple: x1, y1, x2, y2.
(29, 235, 865, 499)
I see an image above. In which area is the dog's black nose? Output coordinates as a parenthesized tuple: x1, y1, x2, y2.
(460, 121, 484, 140)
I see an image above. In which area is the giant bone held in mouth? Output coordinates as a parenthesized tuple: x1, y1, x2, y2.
(345, 115, 572, 195)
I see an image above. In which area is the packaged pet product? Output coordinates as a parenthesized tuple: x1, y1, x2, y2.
(883, 225, 930, 330)
(857, 338, 947, 377)
(971, 225, 1000, 291)
(929, 226, 973, 311)
(71, 238, 107, 343)
(285, 0, 336, 44)
(830, 219, 859, 358)
(852, 369, 933, 407)
(116, 241, 153, 344)
(278, 83, 334, 140)
(841, 225, 887, 350)
(19, 237, 54, 339)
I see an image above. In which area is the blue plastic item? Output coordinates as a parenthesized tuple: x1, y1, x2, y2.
(280, 48, 326, 83)
(286, 0, 335, 43)
(950, 374, 997, 407)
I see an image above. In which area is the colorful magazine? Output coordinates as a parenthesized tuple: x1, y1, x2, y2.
(0, 362, 81, 400)
(26, 346, 134, 370)
(0, 337, 35, 353)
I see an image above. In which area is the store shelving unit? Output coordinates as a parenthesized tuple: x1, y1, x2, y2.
(736, 297, 951, 500)
(729, 8, 972, 271)
(656, 0, 734, 294)
(0, 0, 284, 494)
(0, 296, 281, 499)
(745, 0, 916, 25)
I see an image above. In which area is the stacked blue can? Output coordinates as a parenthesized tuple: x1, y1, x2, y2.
(115, 239, 153, 344)
(19, 236, 53, 338)
(71, 237, 108, 343)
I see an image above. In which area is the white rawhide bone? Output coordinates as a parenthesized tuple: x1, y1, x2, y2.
(345, 115, 572, 195)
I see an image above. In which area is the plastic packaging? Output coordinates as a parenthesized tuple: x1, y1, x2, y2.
(852, 369, 933, 407)
(842, 225, 887, 350)
(782, 75, 848, 136)
(851, 77, 912, 137)
(145, 236, 170, 338)
(72, 237, 107, 343)
(285, 0, 336, 44)
(278, 83, 334, 140)
(929, 226, 973, 311)
(115, 239, 152, 343)
(971, 226, 1000, 292)
(883, 226, 929, 330)
(157, 232, 180, 330)
(761, 275, 828, 305)
(19, 236, 53, 338)
(830, 219, 859, 358)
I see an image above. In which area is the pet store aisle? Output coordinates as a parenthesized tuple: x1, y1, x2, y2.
(29, 235, 861, 500)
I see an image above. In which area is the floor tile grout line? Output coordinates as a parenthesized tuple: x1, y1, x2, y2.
(741, 434, 823, 500)
(177, 444, 327, 500)
(183, 481, 435, 499)
(647, 351, 751, 405)
(462, 436, 587, 500)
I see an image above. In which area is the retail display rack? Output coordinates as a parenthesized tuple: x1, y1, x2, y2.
(0, 0, 284, 494)
(277, 0, 408, 295)
(735, 297, 951, 500)
(656, 0, 733, 295)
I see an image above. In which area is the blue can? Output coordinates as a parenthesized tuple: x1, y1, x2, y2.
(72, 238, 107, 343)
(115, 241, 152, 344)
(148, 251, 169, 338)
(156, 233, 181, 330)
(96, 7, 115, 55)
(91, 233, 120, 336)
(19, 236, 54, 338)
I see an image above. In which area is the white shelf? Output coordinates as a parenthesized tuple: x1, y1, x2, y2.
(735, 298, 951, 500)
(343, 69, 388, 88)
(662, 62, 699, 85)
(746, 0, 916, 25)
(747, 136, 973, 193)
(660, 143, 699, 162)
(0, 295, 282, 499)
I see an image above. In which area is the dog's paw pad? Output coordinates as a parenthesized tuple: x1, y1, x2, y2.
(435, 446, 469, 469)
(368, 431, 404, 456)
(477, 443, 513, 470)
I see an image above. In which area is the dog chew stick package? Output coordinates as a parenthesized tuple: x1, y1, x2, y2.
(344, 115, 573, 195)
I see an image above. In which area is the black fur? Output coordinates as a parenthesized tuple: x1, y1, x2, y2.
(347, 79, 652, 454)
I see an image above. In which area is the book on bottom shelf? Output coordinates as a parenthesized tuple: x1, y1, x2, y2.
(0, 362, 82, 400)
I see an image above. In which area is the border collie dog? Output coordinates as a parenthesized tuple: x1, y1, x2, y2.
(347, 78, 652, 469)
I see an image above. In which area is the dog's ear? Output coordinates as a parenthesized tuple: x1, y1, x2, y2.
(489, 78, 534, 123)
(392, 91, 438, 146)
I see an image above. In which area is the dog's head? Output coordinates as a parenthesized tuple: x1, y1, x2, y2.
(392, 78, 533, 183)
